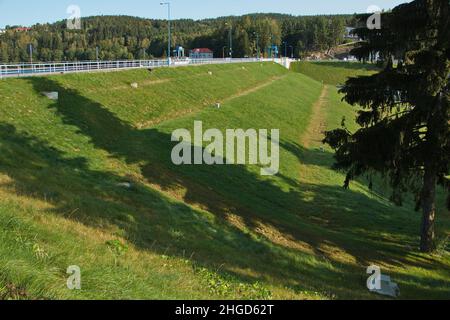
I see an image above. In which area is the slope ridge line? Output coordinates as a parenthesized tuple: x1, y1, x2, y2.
(136, 74, 287, 129)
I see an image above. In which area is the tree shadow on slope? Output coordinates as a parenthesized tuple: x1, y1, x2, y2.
(0, 121, 368, 299)
(10, 76, 448, 298)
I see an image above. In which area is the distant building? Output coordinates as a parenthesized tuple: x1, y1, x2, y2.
(175, 46, 185, 59)
(341, 55, 357, 62)
(189, 48, 213, 59)
(345, 27, 359, 40)
(14, 27, 31, 32)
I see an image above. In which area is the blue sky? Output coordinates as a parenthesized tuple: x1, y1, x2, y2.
(0, 0, 410, 28)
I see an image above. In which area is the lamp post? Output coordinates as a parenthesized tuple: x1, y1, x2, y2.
(225, 22, 232, 58)
(160, 2, 171, 66)
(28, 43, 33, 64)
(96, 46, 100, 69)
(253, 32, 260, 60)
(289, 45, 294, 59)
(270, 35, 276, 59)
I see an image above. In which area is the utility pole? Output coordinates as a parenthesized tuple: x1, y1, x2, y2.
(160, 2, 171, 66)
(271, 35, 276, 59)
(226, 22, 232, 58)
(28, 43, 33, 64)
(96, 46, 100, 69)
(254, 32, 260, 60)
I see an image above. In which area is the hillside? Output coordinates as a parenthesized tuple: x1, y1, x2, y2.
(290, 61, 379, 85)
(0, 14, 356, 62)
(0, 62, 449, 300)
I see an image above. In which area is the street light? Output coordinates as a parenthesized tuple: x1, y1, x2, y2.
(270, 35, 276, 59)
(253, 32, 260, 60)
(95, 46, 100, 69)
(160, 2, 171, 65)
(27, 43, 33, 64)
(225, 22, 232, 58)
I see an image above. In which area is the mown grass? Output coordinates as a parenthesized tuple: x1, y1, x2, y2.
(0, 61, 448, 300)
(290, 61, 379, 85)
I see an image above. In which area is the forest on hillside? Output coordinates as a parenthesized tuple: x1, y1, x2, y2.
(0, 14, 357, 62)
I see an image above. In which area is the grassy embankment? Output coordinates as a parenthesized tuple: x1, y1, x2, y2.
(0, 61, 448, 300)
(290, 61, 379, 85)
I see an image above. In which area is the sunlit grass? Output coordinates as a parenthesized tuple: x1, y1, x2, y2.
(290, 61, 378, 85)
(0, 62, 448, 300)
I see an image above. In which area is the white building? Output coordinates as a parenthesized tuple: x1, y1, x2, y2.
(345, 27, 359, 40)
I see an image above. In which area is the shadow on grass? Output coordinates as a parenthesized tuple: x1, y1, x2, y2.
(0, 76, 447, 299)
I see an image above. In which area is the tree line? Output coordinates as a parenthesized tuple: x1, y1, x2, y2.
(0, 14, 355, 62)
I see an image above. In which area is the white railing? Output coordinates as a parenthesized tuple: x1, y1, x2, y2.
(0, 58, 273, 79)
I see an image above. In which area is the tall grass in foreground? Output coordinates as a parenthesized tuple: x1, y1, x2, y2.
(0, 62, 448, 299)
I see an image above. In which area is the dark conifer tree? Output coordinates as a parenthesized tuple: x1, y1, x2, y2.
(324, 0, 449, 252)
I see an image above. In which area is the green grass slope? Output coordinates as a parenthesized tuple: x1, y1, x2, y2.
(290, 61, 378, 85)
(0, 62, 448, 300)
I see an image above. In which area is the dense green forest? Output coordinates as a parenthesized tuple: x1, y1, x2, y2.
(0, 14, 356, 62)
